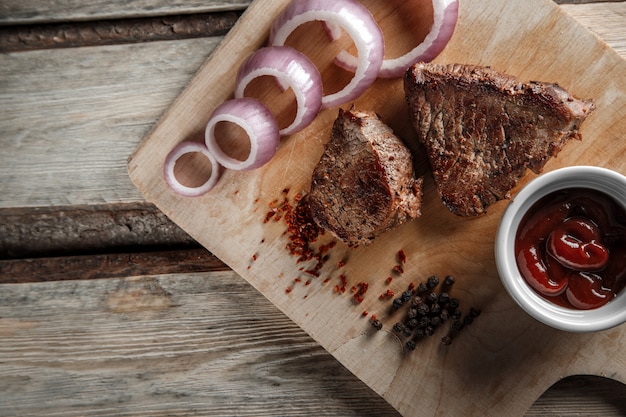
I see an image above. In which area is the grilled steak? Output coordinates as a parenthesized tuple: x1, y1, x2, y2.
(404, 62, 595, 216)
(308, 108, 423, 246)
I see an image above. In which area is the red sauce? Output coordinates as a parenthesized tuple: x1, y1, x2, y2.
(515, 188, 626, 309)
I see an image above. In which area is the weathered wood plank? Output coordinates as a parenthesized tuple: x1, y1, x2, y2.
(0, 37, 222, 208)
(0, 12, 240, 53)
(0, 0, 252, 25)
(0, 0, 615, 25)
(0, 203, 196, 259)
(1, 3, 624, 209)
(0, 273, 624, 416)
(0, 272, 402, 417)
(0, 248, 227, 283)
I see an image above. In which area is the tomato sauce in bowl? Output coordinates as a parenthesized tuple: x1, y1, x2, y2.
(495, 166, 626, 332)
(515, 188, 626, 310)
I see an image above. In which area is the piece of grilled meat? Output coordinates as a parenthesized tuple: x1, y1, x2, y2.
(405, 62, 595, 216)
(308, 108, 423, 246)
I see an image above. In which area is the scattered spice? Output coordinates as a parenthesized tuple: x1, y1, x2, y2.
(397, 249, 407, 264)
(352, 281, 369, 304)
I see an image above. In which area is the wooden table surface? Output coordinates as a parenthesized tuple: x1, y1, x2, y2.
(1, 1, 625, 416)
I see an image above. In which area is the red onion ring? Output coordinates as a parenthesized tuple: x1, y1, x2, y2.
(205, 98, 280, 171)
(328, 0, 459, 78)
(235, 46, 323, 135)
(163, 141, 222, 197)
(269, 0, 384, 108)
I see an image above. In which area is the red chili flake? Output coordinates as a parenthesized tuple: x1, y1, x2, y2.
(304, 269, 320, 277)
(362, 310, 369, 317)
(264, 210, 276, 223)
(252, 254, 258, 261)
(333, 285, 340, 293)
(371, 314, 377, 321)
(260, 238, 265, 244)
(234, 190, 239, 195)
(385, 277, 393, 285)
(352, 281, 369, 304)
(379, 289, 395, 300)
(254, 198, 260, 203)
(398, 249, 407, 264)
(247, 265, 251, 270)
(323, 277, 331, 284)
(305, 280, 312, 286)
(294, 278, 302, 283)
(393, 264, 404, 274)
(339, 274, 348, 293)
(337, 260, 347, 268)
(408, 282, 415, 291)
(285, 286, 293, 294)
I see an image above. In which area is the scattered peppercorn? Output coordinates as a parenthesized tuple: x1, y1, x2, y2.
(392, 298, 404, 310)
(405, 340, 416, 351)
(443, 275, 456, 287)
(397, 249, 407, 264)
(371, 319, 383, 331)
(427, 275, 439, 289)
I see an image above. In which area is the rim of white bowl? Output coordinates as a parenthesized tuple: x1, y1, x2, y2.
(495, 166, 626, 332)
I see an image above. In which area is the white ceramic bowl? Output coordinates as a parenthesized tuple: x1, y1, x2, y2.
(495, 166, 626, 332)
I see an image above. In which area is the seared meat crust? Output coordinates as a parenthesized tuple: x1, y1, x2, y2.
(404, 62, 595, 216)
(308, 108, 423, 246)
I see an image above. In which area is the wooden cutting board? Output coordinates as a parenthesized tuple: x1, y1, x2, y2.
(128, 0, 626, 415)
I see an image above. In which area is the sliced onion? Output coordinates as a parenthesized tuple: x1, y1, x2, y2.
(164, 141, 222, 197)
(235, 46, 323, 135)
(205, 98, 280, 171)
(269, 0, 384, 108)
(328, 0, 459, 78)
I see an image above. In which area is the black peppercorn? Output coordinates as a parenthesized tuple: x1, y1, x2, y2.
(407, 307, 418, 319)
(452, 320, 464, 332)
(410, 296, 422, 307)
(469, 307, 482, 318)
(425, 326, 435, 336)
(451, 310, 462, 320)
(416, 303, 430, 316)
(443, 275, 455, 287)
(414, 328, 425, 338)
(393, 322, 407, 334)
(426, 275, 439, 289)
(430, 316, 442, 328)
(441, 335, 452, 346)
(392, 298, 404, 310)
(416, 282, 428, 295)
(463, 315, 474, 326)
(438, 292, 450, 305)
(405, 340, 417, 351)
(430, 303, 441, 315)
(401, 290, 413, 303)
(418, 316, 430, 328)
(406, 318, 418, 329)
(371, 319, 383, 331)
(448, 297, 460, 310)
(426, 292, 438, 304)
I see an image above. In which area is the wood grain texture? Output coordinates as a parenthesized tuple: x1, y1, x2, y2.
(0, 273, 402, 417)
(0, 12, 241, 52)
(0, 272, 624, 417)
(0, 0, 252, 25)
(0, 37, 222, 208)
(128, 0, 626, 416)
(1, 2, 625, 416)
(0, 3, 624, 209)
(0, 203, 196, 259)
